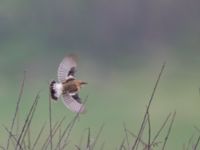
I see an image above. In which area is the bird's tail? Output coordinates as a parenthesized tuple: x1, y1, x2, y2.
(50, 81, 63, 100)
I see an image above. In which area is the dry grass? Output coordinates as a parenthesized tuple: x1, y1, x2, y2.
(1, 64, 199, 150)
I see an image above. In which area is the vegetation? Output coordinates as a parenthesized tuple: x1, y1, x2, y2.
(1, 64, 199, 150)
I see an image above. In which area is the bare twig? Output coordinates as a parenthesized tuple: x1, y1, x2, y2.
(151, 113, 171, 145)
(15, 93, 40, 150)
(161, 111, 176, 150)
(127, 129, 147, 147)
(6, 71, 26, 150)
(16, 110, 20, 137)
(57, 97, 88, 150)
(31, 123, 46, 150)
(90, 124, 104, 150)
(27, 125, 31, 149)
(58, 128, 61, 150)
(54, 113, 81, 150)
(42, 116, 66, 150)
(0, 145, 6, 150)
(186, 134, 194, 150)
(41, 122, 59, 150)
(20, 94, 39, 150)
(193, 136, 200, 150)
(123, 123, 130, 149)
(3, 125, 23, 150)
(119, 138, 126, 150)
(75, 145, 81, 150)
(147, 113, 151, 150)
(49, 92, 53, 150)
(86, 128, 91, 149)
(131, 62, 166, 150)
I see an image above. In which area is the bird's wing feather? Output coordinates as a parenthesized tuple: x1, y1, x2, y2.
(57, 55, 77, 82)
(62, 93, 85, 113)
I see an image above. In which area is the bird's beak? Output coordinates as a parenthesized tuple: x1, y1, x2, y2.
(81, 81, 88, 85)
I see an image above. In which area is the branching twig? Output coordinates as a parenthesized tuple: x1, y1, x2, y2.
(6, 71, 26, 150)
(119, 138, 126, 150)
(90, 124, 104, 150)
(131, 62, 166, 150)
(161, 111, 176, 150)
(20, 96, 39, 149)
(31, 123, 46, 150)
(123, 123, 130, 149)
(151, 113, 171, 145)
(57, 97, 88, 150)
(3, 125, 23, 150)
(54, 103, 87, 150)
(15, 93, 40, 150)
(42, 116, 66, 150)
(193, 136, 200, 150)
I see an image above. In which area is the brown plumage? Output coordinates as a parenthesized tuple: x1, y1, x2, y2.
(62, 79, 87, 94)
(50, 55, 87, 113)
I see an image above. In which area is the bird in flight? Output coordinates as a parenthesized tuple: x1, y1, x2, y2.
(50, 54, 87, 113)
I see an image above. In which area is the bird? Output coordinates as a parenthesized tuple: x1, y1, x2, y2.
(50, 54, 87, 113)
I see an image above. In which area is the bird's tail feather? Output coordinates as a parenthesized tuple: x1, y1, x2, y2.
(50, 81, 63, 100)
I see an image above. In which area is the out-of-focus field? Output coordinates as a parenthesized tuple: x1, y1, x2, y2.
(1, 51, 200, 149)
(0, 0, 200, 149)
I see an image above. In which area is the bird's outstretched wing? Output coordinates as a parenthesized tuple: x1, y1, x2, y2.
(57, 55, 77, 82)
(62, 93, 85, 113)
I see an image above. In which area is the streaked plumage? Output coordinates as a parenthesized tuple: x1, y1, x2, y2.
(50, 55, 87, 113)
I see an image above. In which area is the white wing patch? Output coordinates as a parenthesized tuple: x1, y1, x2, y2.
(53, 83, 63, 98)
(57, 56, 77, 82)
(62, 94, 85, 113)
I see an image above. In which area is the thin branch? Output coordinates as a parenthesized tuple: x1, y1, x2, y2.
(161, 111, 176, 150)
(31, 123, 46, 150)
(77, 128, 89, 149)
(86, 128, 91, 149)
(127, 129, 147, 147)
(6, 71, 26, 150)
(41, 122, 59, 150)
(119, 138, 126, 150)
(20, 94, 39, 150)
(15, 93, 40, 150)
(59, 128, 61, 150)
(131, 62, 166, 150)
(49, 91, 53, 150)
(0, 146, 5, 150)
(147, 113, 151, 150)
(16, 110, 20, 137)
(193, 136, 200, 150)
(186, 134, 194, 150)
(57, 97, 89, 150)
(54, 114, 79, 150)
(75, 145, 81, 150)
(42, 116, 66, 150)
(123, 123, 130, 149)
(3, 125, 23, 150)
(27, 125, 31, 150)
(90, 124, 104, 150)
(151, 113, 171, 145)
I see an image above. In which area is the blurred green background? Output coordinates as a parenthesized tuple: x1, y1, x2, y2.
(0, 0, 200, 149)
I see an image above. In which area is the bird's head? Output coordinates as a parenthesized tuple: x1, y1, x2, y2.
(76, 80, 88, 88)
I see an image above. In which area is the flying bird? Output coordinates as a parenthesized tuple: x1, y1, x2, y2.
(50, 55, 87, 113)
